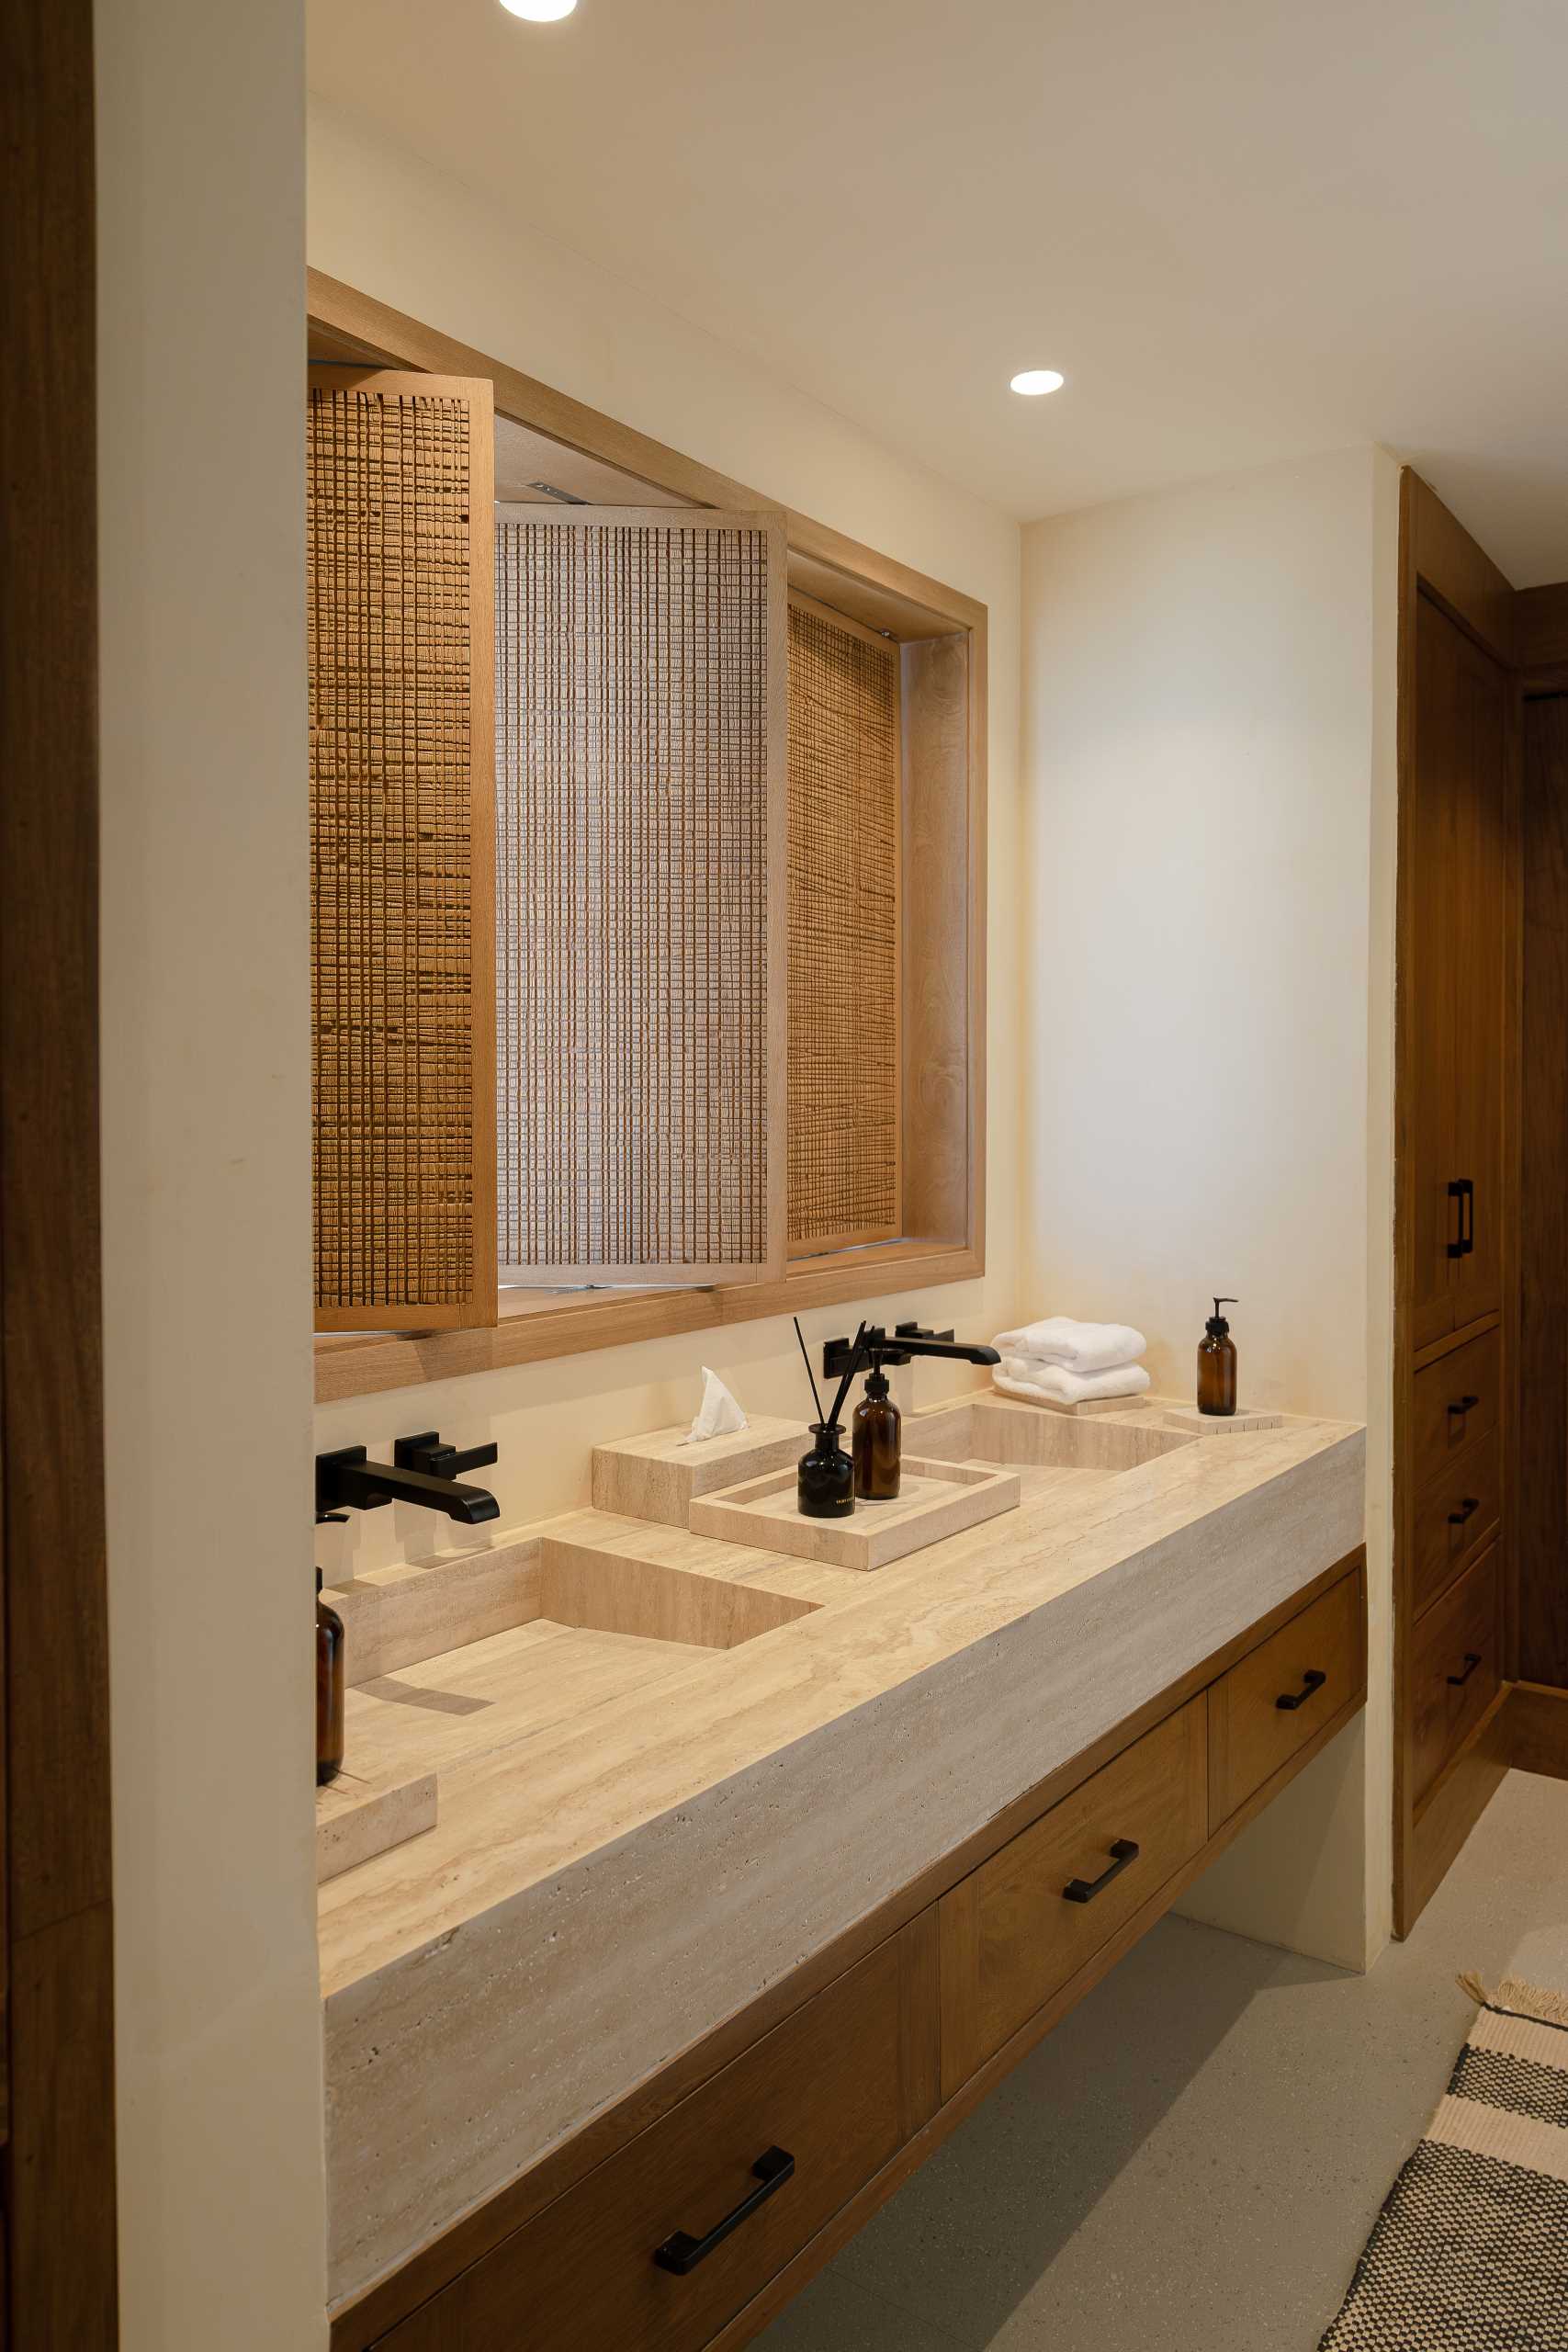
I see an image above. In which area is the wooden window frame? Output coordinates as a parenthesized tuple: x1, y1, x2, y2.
(308, 271, 987, 1406)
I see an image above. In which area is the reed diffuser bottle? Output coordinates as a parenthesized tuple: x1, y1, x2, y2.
(793, 1316, 863, 1519)
(798, 1421, 855, 1518)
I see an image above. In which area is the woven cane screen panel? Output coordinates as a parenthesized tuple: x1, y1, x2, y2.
(308, 382, 478, 1311)
(497, 516, 771, 1272)
(787, 603, 900, 1248)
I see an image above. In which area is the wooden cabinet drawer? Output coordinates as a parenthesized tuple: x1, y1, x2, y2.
(1207, 1570, 1364, 1829)
(1413, 1426, 1500, 1619)
(383, 1920, 938, 2352)
(1412, 1544, 1501, 1806)
(1413, 1327, 1500, 1494)
(938, 1699, 1206, 2098)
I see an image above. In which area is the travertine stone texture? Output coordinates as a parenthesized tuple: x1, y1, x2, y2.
(590, 1417, 806, 1526)
(1163, 1404, 1286, 1436)
(327, 1539, 542, 1687)
(315, 1765, 437, 1884)
(688, 1456, 1020, 1570)
(320, 1406, 1364, 2308)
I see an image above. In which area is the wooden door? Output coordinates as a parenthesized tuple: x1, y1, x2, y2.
(1408, 593, 1464, 1348)
(1519, 694, 1568, 1684)
(1446, 617, 1509, 1329)
(1408, 594, 1507, 1345)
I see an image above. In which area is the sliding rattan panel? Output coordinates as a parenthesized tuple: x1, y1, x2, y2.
(308, 369, 497, 1330)
(496, 507, 787, 1283)
(787, 594, 901, 1253)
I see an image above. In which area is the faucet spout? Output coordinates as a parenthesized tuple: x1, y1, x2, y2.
(315, 1444, 501, 1526)
(820, 1323, 1000, 1378)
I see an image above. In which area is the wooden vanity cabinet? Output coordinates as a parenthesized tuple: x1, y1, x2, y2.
(1207, 1569, 1363, 1826)
(939, 1701, 1207, 2096)
(348, 1555, 1366, 2352)
(380, 1924, 938, 2352)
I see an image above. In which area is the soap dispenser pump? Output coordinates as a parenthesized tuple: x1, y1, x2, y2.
(852, 1356, 902, 1500)
(1198, 1297, 1238, 1418)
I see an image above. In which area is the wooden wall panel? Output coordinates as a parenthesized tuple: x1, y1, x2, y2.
(1519, 693, 1568, 1685)
(1516, 583, 1568, 673)
(0, 0, 118, 2327)
(307, 368, 497, 1331)
(787, 594, 900, 1253)
(1407, 473, 1514, 665)
(495, 507, 787, 1283)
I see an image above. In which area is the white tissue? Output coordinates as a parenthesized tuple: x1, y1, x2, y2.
(682, 1366, 748, 1443)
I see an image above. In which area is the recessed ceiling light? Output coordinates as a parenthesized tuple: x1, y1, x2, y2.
(1010, 369, 1065, 397)
(500, 0, 577, 17)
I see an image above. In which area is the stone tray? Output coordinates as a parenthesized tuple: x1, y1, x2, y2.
(688, 1454, 1021, 1572)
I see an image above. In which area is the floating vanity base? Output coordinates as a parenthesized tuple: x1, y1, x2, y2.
(689, 1455, 1021, 1571)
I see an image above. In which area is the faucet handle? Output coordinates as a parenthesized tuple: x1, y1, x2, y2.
(895, 1322, 955, 1346)
(394, 1430, 500, 1481)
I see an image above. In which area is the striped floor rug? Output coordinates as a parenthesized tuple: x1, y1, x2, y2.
(1319, 1977, 1568, 2349)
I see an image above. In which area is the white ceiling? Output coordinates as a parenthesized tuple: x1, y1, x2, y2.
(310, 0, 1568, 585)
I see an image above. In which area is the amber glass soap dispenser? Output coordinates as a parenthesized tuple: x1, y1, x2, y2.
(317, 1567, 344, 1786)
(1198, 1296, 1238, 1418)
(852, 1360, 902, 1499)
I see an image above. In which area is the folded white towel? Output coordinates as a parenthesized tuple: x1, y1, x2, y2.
(992, 1317, 1147, 1375)
(995, 1363, 1152, 1408)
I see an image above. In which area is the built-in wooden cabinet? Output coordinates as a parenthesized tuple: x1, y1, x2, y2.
(938, 1700, 1207, 2097)
(1406, 590, 1510, 1351)
(340, 1554, 1366, 2352)
(1394, 477, 1517, 1935)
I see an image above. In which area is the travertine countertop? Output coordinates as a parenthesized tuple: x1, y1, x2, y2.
(320, 1396, 1364, 2309)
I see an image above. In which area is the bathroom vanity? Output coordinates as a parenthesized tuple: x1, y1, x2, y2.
(319, 1394, 1366, 2350)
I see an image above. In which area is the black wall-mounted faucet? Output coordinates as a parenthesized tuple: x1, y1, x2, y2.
(315, 1430, 501, 1526)
(820, 1321, 1001, 1378)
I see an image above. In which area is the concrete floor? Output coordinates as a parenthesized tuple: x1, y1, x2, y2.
(755, 1769, 1568, 2352)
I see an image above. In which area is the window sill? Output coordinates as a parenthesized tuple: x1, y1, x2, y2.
(313, 1238, 983, 1404)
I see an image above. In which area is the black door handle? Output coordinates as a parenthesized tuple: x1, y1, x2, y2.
(1447, 1652, 1483, 1688)
(1448, 1498, 1481, 1528)
(1447, 1394, 1480, 1419)
(1276, 1668, 1328, 1713)
(1063, 1838, 1139, 1904)
(653, 2147, 795, 2274)
(1448, 1177, 1475, 1259)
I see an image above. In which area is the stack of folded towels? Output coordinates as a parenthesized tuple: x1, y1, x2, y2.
(989, 1317, 1149, 1408)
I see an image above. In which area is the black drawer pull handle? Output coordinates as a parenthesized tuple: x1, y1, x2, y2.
(1447, 1652, 1483, 1688)
(1449, 1498, 1481, 1527)
(1448, 1177, 1475, 1259)
(653, 2146, 795, 2275)
(1063, 1838, 1139, 1904)
(1448, 1394, 1480, 1418)
(1276, 1668, 1327, 1713)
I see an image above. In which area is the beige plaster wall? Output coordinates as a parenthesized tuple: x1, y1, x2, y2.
(97, 0, 329, 2343)
(1020, 447, 1399, 1967)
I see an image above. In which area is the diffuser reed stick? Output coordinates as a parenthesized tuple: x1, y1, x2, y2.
(793, 1316, 826, 1426)
(825, 1321, 869, 1431)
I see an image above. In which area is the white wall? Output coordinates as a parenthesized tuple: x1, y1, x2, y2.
(1021, 447, 1398, 1967)
(307, 97, 1027, 1569)
(97, 1, 329, 2346)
